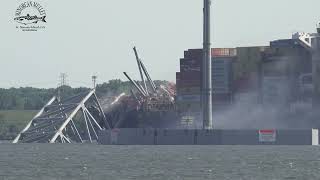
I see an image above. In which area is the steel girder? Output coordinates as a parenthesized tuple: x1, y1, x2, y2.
(13, 89, 110, 143)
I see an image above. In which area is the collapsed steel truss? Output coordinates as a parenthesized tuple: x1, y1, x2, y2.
(13, 89, 110, 143)
(123, 47, 175, 112)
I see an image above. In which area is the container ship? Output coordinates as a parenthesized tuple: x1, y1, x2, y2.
(12, 0, 320, 145)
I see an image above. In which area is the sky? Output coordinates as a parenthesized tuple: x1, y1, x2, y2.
(0, 0, 319, 88)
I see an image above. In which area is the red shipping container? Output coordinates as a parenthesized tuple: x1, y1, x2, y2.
(212, 48, 237, 57)
(212, 48, 229, 57)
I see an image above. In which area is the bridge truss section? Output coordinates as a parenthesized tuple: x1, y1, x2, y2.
(13, 89, 110, 143)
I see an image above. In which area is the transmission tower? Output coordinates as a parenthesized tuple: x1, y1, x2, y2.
(92, 75, 97, 89)
(57, 73, 68, 101)
(59, 73, 68, 87)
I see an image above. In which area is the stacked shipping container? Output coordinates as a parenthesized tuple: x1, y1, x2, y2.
(176, 48, 236, 114)
(176, 49, 202, 114)
(261, 39, 312, 105)
(232, 46, 267, 104)
(175, 36, 313, 127)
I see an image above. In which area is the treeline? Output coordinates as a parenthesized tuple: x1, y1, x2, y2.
(0, 79, 169, 110)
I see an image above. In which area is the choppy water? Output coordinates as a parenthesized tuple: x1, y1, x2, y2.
(0, 144, 320, 180)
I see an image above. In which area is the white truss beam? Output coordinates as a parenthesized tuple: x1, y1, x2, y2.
(49, 90, 95, 143)
(13, 97, 57, 143)
(13, 89, 110, 144)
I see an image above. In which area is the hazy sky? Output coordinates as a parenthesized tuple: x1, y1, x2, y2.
(0, 0, 319, 88)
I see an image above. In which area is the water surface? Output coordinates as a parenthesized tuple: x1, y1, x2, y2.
(0, 144, 320, 180)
